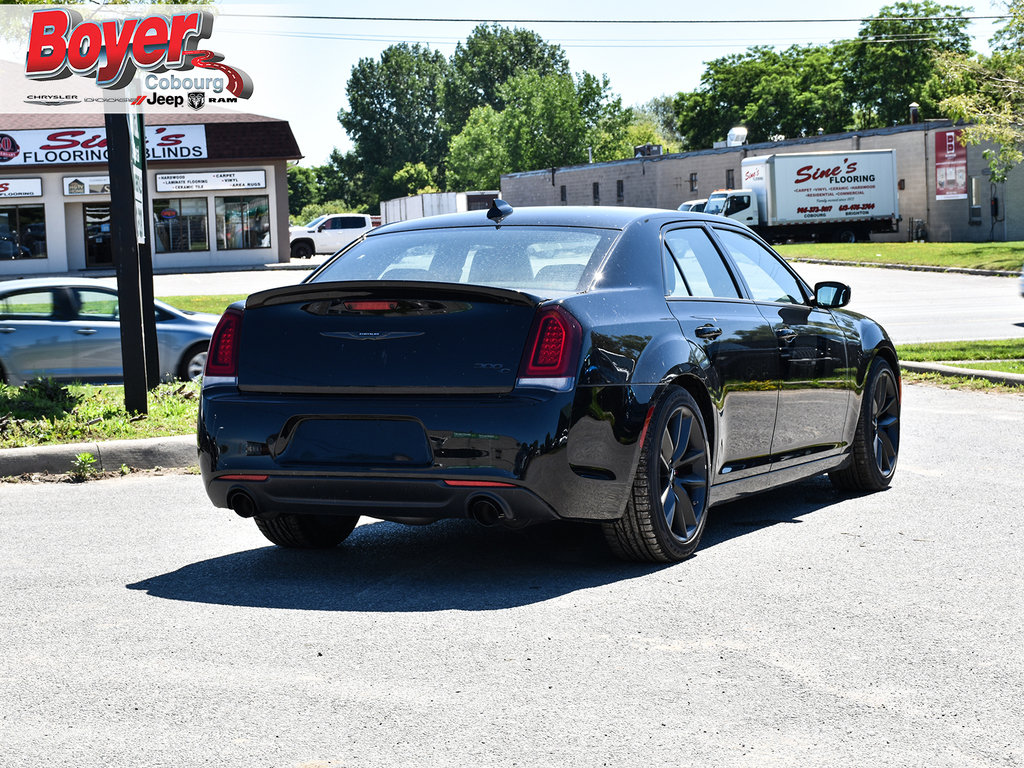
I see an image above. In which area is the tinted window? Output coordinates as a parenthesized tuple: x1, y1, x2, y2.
(75, 289, 118, 319)
(715, 229, 806, 304)
(0, 290, 55, 318)
(663, 228, 740, 299)
(314, 226, 618, 294)
(336, 216, 367, 230)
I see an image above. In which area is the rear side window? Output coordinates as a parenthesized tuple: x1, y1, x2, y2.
(663, 228, 740, 299)
(313, 226, 618, 294)
(334, 216, 368, 230)
(74, 289, 118, 319)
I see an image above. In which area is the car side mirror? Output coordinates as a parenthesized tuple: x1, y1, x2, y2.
(317, 223, 328, 232)
(814, 281, 851, 308)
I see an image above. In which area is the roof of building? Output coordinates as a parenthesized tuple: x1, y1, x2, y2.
(0, 111, 302, 165)
(503, 120, 959, 179)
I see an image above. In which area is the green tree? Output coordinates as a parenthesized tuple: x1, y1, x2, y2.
(393, 162, 440, 195)
(446, 106, 508, 190)
(442, 24, 569, 134)
(339, 43, 449, 207)
(938, 2, 1024, 182)
(444, 71, 632, 187)
(672, 45, 851, 147)
(636, 96, 687, 147)
(286, 165, 319, 217)
(846, 1, 974, 127)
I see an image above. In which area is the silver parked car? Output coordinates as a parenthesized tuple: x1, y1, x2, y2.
(0, 278, 219, 386)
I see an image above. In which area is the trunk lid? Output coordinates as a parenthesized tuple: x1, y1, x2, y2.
(237, 281, 541, 393)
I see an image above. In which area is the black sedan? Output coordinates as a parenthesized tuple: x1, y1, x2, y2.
(199, 203, 900, 562)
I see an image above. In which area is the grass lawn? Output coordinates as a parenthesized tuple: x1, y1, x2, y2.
(0, 379, 199, 450)
(953, 360, 1024, 374)
(895, 338, 1024, 362)
(776, 241, 1024, 272)
(160, 294, 245, 315)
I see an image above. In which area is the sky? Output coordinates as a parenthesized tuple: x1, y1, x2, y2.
(0, 0, 1010, 165)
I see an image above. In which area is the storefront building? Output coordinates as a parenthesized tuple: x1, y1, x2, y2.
(0, 112, 301, 276)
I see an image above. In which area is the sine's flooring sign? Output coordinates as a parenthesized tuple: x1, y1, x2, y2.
(0, 125, 207, 165)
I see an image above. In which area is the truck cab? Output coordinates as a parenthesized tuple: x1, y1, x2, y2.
(289, 213, 375, 259)
(704, 189, 758, 226)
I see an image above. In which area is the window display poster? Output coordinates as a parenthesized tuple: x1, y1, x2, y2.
(935, 129, 967, 200)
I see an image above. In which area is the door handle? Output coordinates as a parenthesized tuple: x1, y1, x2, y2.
(695, 324, 723, 340)
(776, 326, 798, 343)
(0, 327, 15, 334)
(76, 328, 97, 335)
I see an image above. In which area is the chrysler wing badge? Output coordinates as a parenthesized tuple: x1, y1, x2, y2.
(320, 331, 424, 341)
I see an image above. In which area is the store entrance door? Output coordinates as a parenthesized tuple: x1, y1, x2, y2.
(84, 204, 113, 268)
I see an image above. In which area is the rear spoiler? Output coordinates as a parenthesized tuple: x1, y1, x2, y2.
(245, 281, 543, 310)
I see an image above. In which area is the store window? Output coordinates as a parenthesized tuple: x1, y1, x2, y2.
(215, 195, 271, 250)
(689, 172, 698, 193)
(153, 198, 209, 253)
(0, 205, 46, 260)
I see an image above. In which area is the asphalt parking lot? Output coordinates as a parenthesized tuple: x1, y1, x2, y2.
(1, 382, 1021, 768)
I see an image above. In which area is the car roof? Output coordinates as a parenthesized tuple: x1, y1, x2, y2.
(0, 277, 116, 293)
(372, 205, 721, 235)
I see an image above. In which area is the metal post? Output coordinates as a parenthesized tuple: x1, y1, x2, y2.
(104, 112, 148, 414)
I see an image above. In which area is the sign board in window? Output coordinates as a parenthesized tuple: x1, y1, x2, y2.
(155, 171, 267, 193)
(64, 176, 110, 196)
(935, 129, 967, 200)
(0, 178, 42, 198)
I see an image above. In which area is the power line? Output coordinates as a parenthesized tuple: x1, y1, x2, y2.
(219, 12, 1009, 25)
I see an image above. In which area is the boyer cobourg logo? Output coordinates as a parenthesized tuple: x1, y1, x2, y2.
(24, 8, 252, 99)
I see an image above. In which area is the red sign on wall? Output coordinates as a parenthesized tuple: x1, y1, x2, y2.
(935, 129, 967, 200)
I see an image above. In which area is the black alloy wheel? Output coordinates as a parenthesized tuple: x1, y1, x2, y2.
(604, 388, 712, 563)
(830, 358, 900, 491)
(870, 366, 900, 478)
(290, 241, 313, 260)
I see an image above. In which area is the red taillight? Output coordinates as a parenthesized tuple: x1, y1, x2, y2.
(517, 305, 582, 388)
(344, 300, 398, 311)
(205, 307, 243, 378)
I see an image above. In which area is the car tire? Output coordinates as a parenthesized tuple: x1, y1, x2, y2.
(836, 229, 857, 243)
(603, 387, 712, 563)
(177, 342, 208, 381)
(829, 358, 900, 492)
(290, 241, 313, 260)
(254, 513, 359, 549)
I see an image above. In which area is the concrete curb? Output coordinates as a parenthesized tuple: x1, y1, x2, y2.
(0, 435, 196, 477)
(789, 258, 1019, 278)
(901, 360, 1024, 386)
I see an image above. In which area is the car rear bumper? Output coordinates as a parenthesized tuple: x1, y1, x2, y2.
(198, 384, 652, 523)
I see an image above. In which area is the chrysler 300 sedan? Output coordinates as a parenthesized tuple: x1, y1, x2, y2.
(199, 204, 901, 562)
(0, 278, 218, 385)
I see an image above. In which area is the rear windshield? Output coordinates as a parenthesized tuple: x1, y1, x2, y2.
(310, 225, 618, 294)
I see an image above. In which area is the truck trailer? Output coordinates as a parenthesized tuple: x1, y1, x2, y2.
(704, 149, 901, 242)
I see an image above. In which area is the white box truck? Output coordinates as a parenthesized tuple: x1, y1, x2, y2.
(704, 149, 900, 242)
